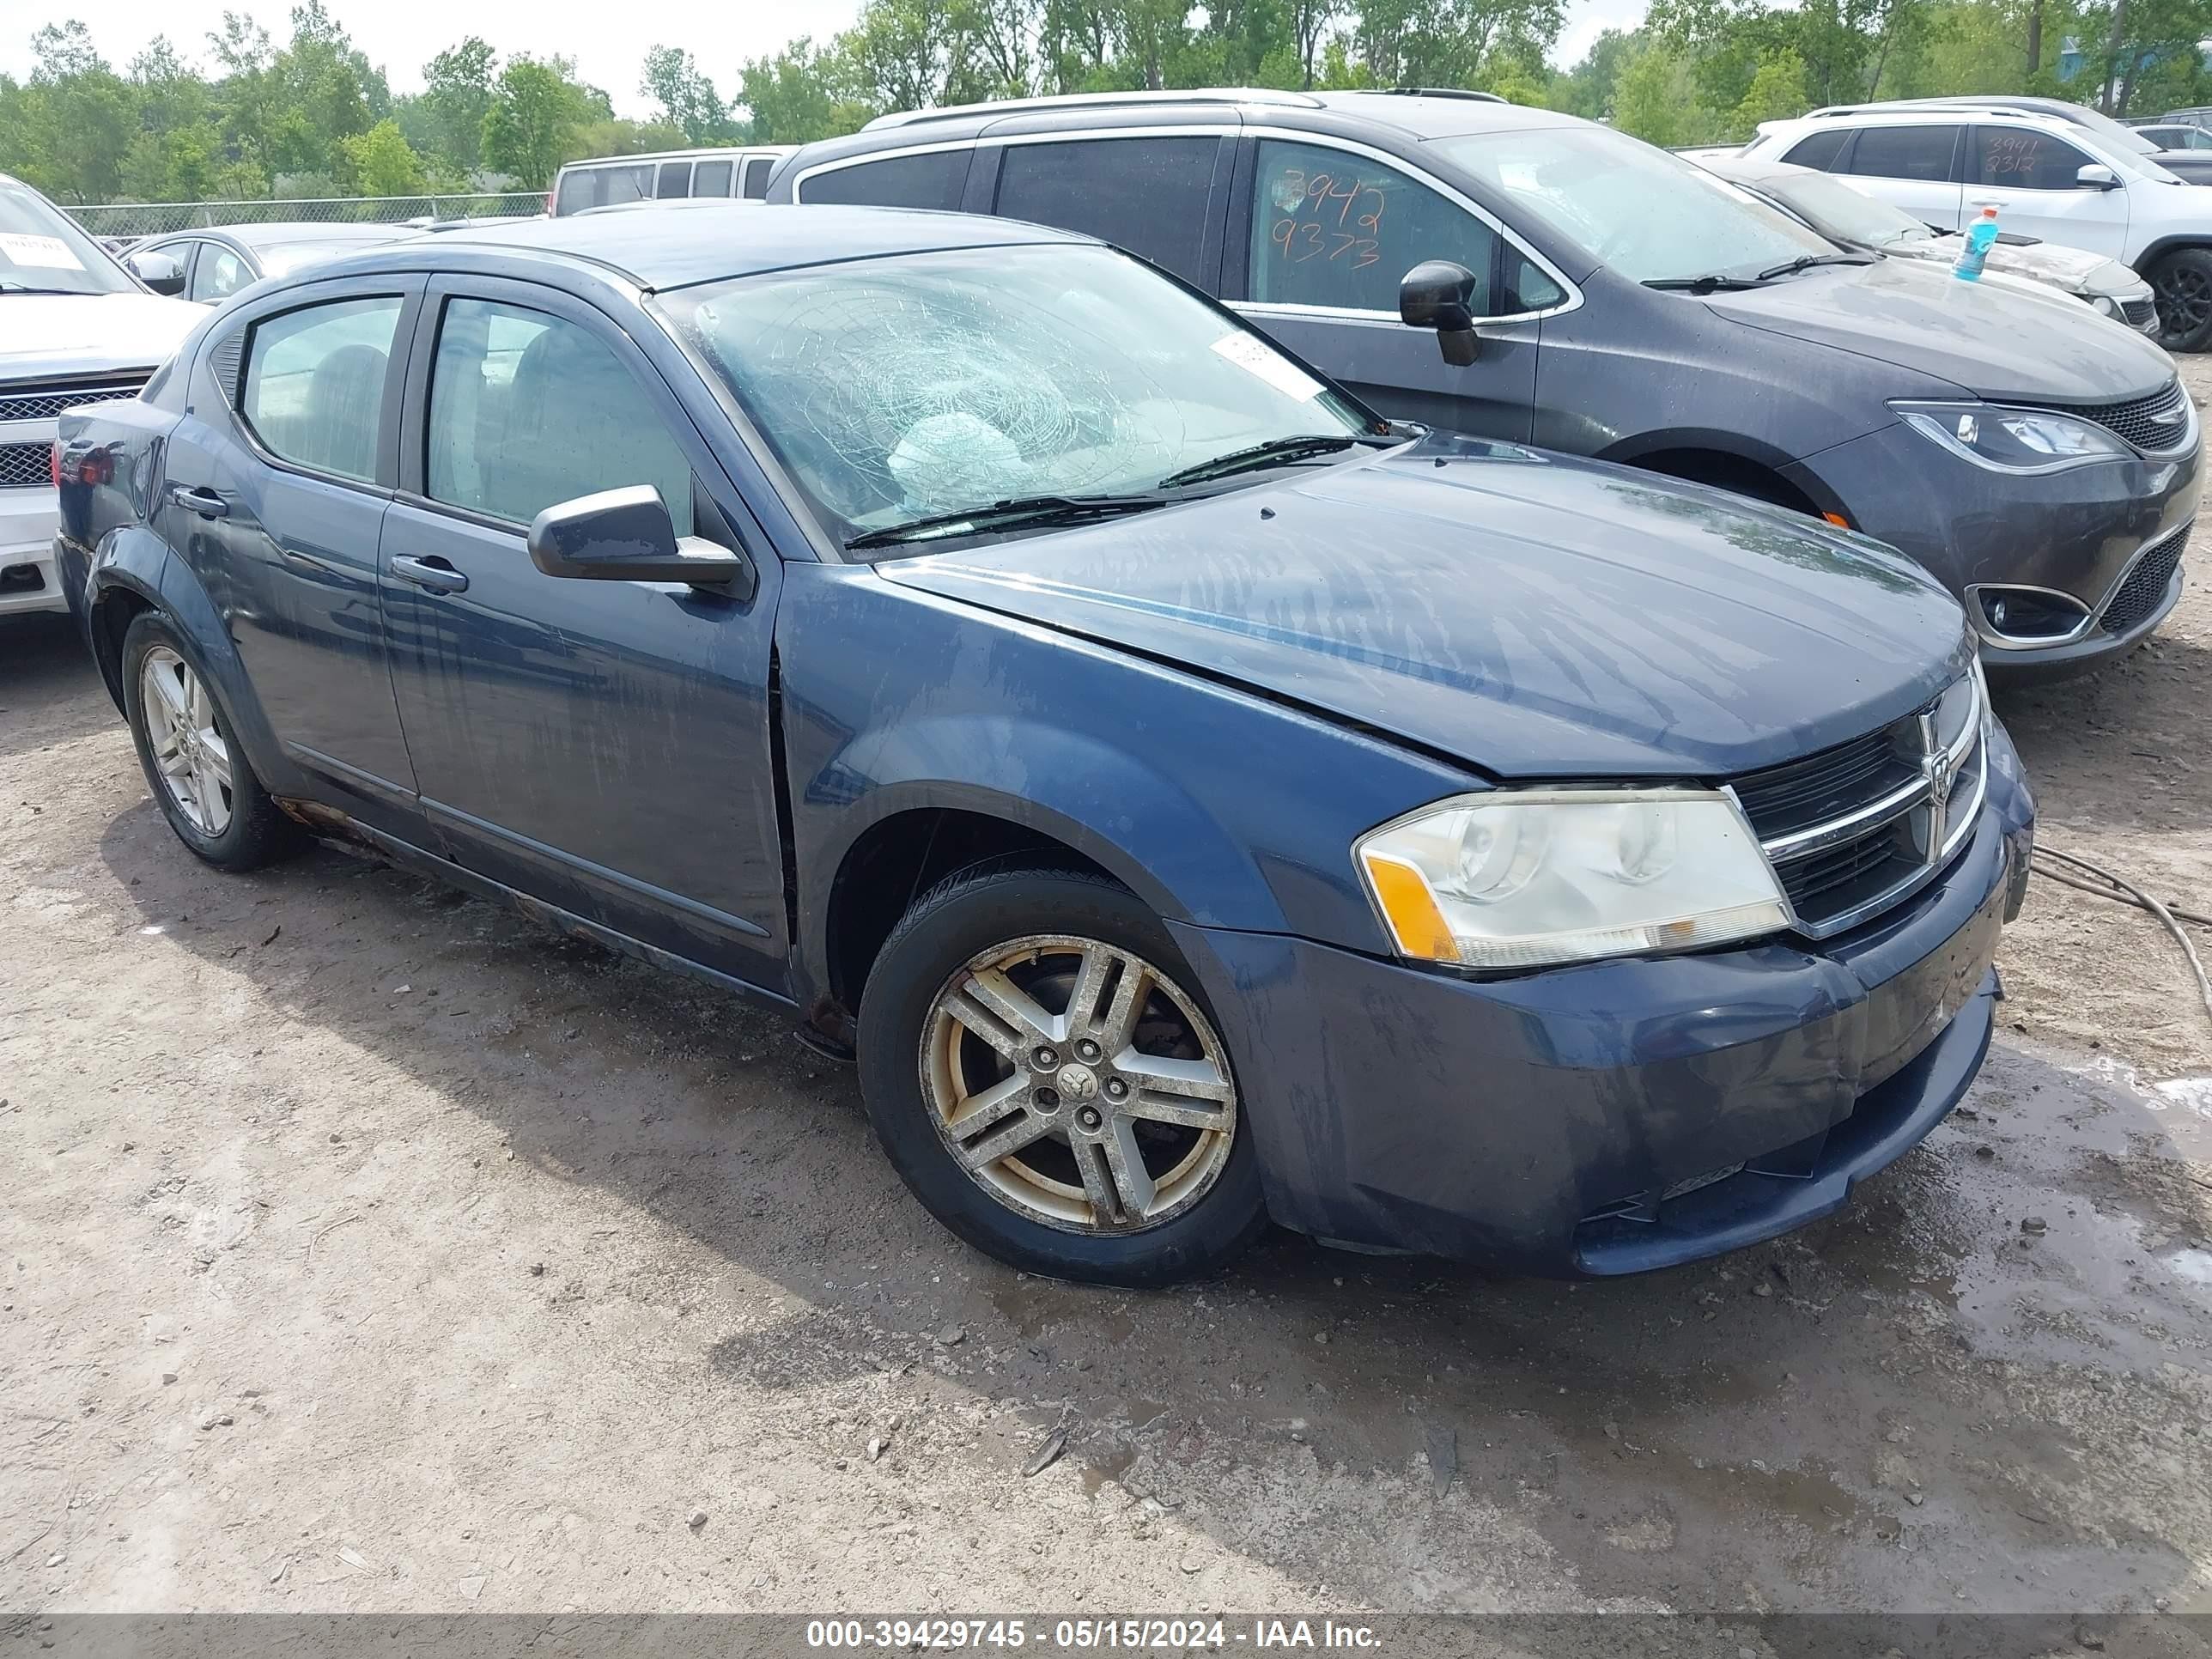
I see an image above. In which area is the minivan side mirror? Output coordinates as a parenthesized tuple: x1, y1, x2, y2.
(2076, 162, 2120, 190)
(527, 484, 756, 600)
(128, 250, 185, 295)
(1400, 260, 1481, 367)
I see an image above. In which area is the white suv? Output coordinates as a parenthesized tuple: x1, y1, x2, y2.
(1745, 101, 2212, 350)
(1, 173, 200, 620)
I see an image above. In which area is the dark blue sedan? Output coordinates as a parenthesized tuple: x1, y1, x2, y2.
(53, 205, 2034, 1285)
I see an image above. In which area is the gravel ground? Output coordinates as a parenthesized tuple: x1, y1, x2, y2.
(3, 364, 2211, 1622)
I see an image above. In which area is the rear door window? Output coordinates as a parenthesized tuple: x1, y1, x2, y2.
(692, 158, 734, 197)
(1844, 125, 1959, 182)
(655, 161, 691, 199)
(798, 150, 969, 210)
(743, 156, 775, 198)
(1246, 138, 1500, 315)
(993, 137, 1219, 284)
(241, 295, 404, 483)
(1780, 129, 1850, 171)
(1973, 126, 2095, 190)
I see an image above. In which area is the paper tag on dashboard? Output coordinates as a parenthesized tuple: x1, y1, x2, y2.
(0, 233, 84, 271)
(1212, 331, 1322, 401)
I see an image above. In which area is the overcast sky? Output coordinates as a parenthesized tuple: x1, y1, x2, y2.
(3, 0, 1648, 116)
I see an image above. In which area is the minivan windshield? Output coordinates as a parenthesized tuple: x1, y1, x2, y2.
(0, 178, 135, 296)
(659, 243, 1378, 551)
(1429, 126, 1839, 285)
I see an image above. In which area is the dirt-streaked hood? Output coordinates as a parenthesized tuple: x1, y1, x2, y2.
(878, 437, 1972, 780)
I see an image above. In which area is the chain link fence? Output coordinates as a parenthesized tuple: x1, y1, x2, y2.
(64, 191, 547, 239)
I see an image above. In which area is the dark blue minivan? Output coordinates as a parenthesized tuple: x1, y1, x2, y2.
(54, 205, 2034, 1285)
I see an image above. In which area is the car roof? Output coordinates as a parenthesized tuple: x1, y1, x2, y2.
(408, 202, 1092, 290)
(191, 221, 419, 248)
(838, 86, 1582, 144)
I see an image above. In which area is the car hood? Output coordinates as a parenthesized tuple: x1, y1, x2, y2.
(0, 292, 201, 380)
(1885, 234, 2136, 294)
(1703, 255, 2172, 401)
(877, 438, 1972, 781)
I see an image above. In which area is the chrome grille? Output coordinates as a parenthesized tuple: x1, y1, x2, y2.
(2043, 378, 2192, 452)
(0, 376, 149, 424)
(2122, 297, 2157, 328)
(0, 441, 51, 489)
(1730, 672, 1986, 938)
(2100, 520, 2188, 635)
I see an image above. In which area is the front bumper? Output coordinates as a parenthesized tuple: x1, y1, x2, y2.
(0, 486, 67, 617)
(1786, 419, 2199, 676)
(1169, 725, 2035, 1277)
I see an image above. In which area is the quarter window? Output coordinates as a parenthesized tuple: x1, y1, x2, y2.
(424, 297, 694, 534)
(1248, 139, 1498, 314)
(693, 158, 734, 197)
(241, 295, 402, 483)
(1973, 127, 2095, 190)
(994, 137, 1218, 284)
(799, 151, 968, 210)
(1843, 125, 1958, 182)
(743, 156, 775, 198)
(192, 244, 250, 302)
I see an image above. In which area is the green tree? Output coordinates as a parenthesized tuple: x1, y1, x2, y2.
(640, 45, 731, 143)
(1726, 46, 1811, 137)
(420, 37, 495, 172)
(1613, 41, 1715, 145)
(342, 118, 427, 194)
(481, 57, 590, 188)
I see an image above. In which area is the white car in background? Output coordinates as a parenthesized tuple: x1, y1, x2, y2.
(1745, 101, 2212, 349)
(2, 173, 200, 620)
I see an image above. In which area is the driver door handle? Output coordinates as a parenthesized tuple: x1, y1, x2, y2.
(388, 554, 469, 595)
(167, 483, 229, 519)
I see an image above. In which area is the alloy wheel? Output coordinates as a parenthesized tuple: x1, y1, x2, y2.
(140, 646, 234, 837)
(921, 933, 1237, 1233)
(2157, 264, 2212, 336)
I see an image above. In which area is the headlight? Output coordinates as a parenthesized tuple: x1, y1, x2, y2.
(1893, 400, 2133, 472)
(1354, 788, 1791, 970)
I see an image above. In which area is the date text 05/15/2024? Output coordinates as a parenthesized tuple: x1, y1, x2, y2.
(804, 1618, 1385, 1650)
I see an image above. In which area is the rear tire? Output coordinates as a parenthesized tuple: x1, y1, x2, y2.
(2151, 248, 2212, 351)
(121, 611, 299, 872)
(856, 861, 1267, 1287)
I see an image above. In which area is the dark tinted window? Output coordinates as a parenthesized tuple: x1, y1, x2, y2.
(655, 161, 691, 199)
(743, 157, 774, 198)
(1248, 138, 1498, 314)
(992, 137, 1218, 284)
(1780, 129, 1850, 171)
(425, 297, 693, 533)
(242, 295, 403, 483)
(554, 162, 652, 216)
(1974, 126, 2094, 189)
(1844, 125, 1958, 182)
(799, 150, 967, 210)
(692, 158, 733, 197)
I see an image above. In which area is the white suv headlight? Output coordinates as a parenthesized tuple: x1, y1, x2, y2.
(1355, 788, 1791, 970)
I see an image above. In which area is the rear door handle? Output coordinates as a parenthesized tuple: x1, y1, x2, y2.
(167, 483, 228, 519)
(388, 554, 469, 595)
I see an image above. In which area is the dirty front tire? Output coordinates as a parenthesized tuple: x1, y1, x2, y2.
(121, 611, 299, 872)
(857, 861, 1268, 1287)
(2151, 248, 2212, 352)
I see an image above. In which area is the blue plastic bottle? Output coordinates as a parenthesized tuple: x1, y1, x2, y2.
(1954, 206, 1999, 282)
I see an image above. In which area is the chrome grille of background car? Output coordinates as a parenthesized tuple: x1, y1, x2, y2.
(0, 376, 149, 425)
(1729, 672, 1987, 939)
(2122, 297, 2157, 328)
(2045, 377, 2192, 452)
(0, 443, 52, 489)
(0, 375, 150, 492)
(2098, 520, 2190, 636)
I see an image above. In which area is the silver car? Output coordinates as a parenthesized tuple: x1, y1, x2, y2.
(1704, 155, 2160, 335)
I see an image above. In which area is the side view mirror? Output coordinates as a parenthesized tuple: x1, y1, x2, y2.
(1400, 259, 1481, 367)
(128, 250, 185, 295)
(2076, 163, 2120, 190)
(527, 484, 757, 600)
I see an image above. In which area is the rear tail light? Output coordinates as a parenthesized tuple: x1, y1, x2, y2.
(49, 441, 62, 488)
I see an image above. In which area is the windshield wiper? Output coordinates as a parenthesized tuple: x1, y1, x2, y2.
(844, 492, 1169, 550)
(1756, 252, 1877, 280)
(1642, 274, 1770, 293)
(1157, 433, 1384, 489)
(0, 283, 92, 296)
